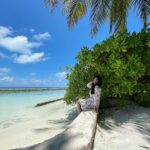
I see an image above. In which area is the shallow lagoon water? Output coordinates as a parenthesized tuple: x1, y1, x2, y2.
(0, 90, 66, 129)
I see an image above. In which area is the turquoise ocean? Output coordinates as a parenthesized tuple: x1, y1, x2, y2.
(0, 89, 66, 129)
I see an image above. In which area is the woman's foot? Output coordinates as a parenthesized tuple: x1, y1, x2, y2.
(93, 109, 98, 114)
(93, 106, 98, 114)
(77, 100, 82, 114)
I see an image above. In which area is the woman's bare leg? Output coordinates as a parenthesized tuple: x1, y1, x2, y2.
(76, 99, 82, 113)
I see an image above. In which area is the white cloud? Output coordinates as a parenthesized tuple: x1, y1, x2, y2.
(0, 74, 67, 87)
(56, 71, 67, 80)
(0, 76, 46, 85)
(16, 78, 47, 85)
(0, 67, 11, 76)
(33, 32, 51, 41)
(0, 34, 42, 54)
(0, 76, 14, 82)
(0, 26, 43, 54)
(14, 52, 46, 64)
(0, 26, 50, 64)
(0, 26, 13, 37)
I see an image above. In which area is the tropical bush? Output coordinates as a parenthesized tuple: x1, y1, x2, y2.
(64, 29, 150, 107)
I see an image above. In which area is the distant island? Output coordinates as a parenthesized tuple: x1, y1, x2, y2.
(0, 87, 66, 93)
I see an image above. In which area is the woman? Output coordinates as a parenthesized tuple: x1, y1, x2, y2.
(76, 75, 102, 114)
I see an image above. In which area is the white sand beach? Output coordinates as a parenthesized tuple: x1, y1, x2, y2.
(94, 102, 150, 150)
(0, 100, 77, 150)
(1, 97, 149, 150)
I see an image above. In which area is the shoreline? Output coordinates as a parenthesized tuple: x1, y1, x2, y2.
(0, 100, 77, 150)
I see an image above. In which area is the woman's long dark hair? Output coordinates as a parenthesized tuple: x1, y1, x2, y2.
(91, 75, 102, 94)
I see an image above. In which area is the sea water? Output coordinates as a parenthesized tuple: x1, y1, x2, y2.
(0, 89, 66, 129)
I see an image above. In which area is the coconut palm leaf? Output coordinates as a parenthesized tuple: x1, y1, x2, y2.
(90, 0, 111, 35)
(45, 0, 59, 9)
(131, 0, 150, 27)
(110, 0, 131, 33)
(66, 0, 88, 28)
(44, 0, 150, 36)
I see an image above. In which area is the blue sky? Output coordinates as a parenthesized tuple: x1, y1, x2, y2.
(0, 0, 144, 87)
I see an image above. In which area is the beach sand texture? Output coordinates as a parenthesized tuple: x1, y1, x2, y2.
(1, 98, 149, 150)
(94, 102, 150, 150)
(0, 100, 77, 150)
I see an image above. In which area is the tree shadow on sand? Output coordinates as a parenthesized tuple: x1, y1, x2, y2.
(13, 106, 79, 150)
(13, 129, 81, 150)
(97, 101, 150, 148)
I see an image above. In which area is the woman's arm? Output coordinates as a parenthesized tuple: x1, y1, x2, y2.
(86, 81, 93, 88)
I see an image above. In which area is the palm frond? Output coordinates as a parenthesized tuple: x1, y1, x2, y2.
(110, 0, 131, 33)
(131, 0, 150, 26)
(66, 0, 88, 28)
(90, 0, 111, 36)
(44, 0, 59, 11)
(109, 0, 117, 33)
(44, 0, 150, 36)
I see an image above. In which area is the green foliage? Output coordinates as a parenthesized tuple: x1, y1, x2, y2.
(64, 30, 150, 107)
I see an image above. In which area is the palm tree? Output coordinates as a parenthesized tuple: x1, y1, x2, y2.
(45, 0, 150, 36)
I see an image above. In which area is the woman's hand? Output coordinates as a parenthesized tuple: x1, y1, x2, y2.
(89, 81, 94, 85)
(87, 81, 93, 88)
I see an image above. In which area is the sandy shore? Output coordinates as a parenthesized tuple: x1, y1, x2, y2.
(1, 99, 149, 150)
(0, 100, 77, 150)
(94, 102, 150, 150)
